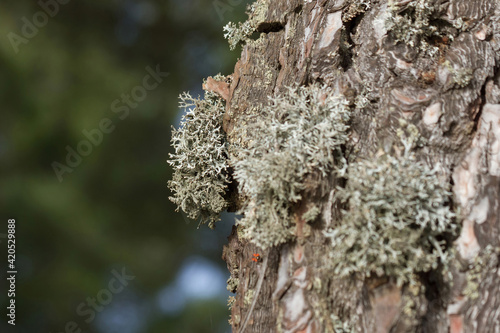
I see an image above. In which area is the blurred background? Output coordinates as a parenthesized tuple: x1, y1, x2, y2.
(0, 1, 251, 332)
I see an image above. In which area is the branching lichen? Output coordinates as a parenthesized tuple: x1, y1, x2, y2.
(442, 60, 474, 88)
(343, 0, 372, 23)
(331, 314, 355, 333)
(400, 280, 426, 326)
(302, 205, 321, 223)
(226, 276, 239, 293)
(244, 289, 255, 306)
(227, 295, 236, 310)
(233, 84, 351, 249)
(385, 0, 444, 56)
(168, 90, 229, 228)
(224, 20, 255, 51)
(325, 125, 457, 286)
(463, 245, 500, 299)
(223, 0, 268, 50)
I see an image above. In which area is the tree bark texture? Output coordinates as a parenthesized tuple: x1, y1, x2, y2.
(219, 0, 500, 332)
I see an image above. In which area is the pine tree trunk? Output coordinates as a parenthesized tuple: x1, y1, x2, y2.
(219, 0, 500, 332)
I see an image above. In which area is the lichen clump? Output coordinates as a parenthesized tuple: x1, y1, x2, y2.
(386, 0, 443, 56)
(168, 91, 229, 228)
(343, 0, 372, 23)
(233, 85, 351, 249)
(463, 245, 500, 299)
(331, 314, 355, 333)
(326, 132, 456, 285)
(224, 20, 255, 51)
(443, 60, 474, 88)
(223, 0, 268, 50)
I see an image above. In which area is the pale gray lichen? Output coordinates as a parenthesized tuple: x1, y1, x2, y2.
(302, 205, 321, 223)
(442, 60, 474, 88)
(452, 68, 474, 88)
(385, 0, 444, 56)
(325, 127, 457, 286)
(168, 90, 229, 228)
(343, 0, 372, 23)
(224, 20, 254, 51)
(226, 276, 239, 293)
(452, 17, 470, 31)
(233, 84, 351, 249)
(463, 245, 500, 299)
(400, 280, 425, 325)
(244, 289, 255, 306)
(353, 80, 377, 111)
(331, 314, 355, 333)
(223, 0, 268, 50)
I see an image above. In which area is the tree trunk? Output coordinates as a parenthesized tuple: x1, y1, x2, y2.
(218, 0, 500, 332)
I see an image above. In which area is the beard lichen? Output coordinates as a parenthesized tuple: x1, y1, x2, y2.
(232, 84, 351, 249)
(168, 90, 229, 229)
(325, 125, 457, 286)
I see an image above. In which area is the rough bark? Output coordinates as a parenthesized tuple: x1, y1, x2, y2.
(219, 0, 500, 332)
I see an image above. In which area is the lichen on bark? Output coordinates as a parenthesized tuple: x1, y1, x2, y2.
(168, 89, 230, 228)
(326, 126, 457, 286)
(232, 84, 351, 249)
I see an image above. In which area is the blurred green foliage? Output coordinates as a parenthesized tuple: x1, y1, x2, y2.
(0, 0, 251, 332)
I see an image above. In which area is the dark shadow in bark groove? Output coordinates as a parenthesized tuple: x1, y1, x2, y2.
(256, 22, 285, 34)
